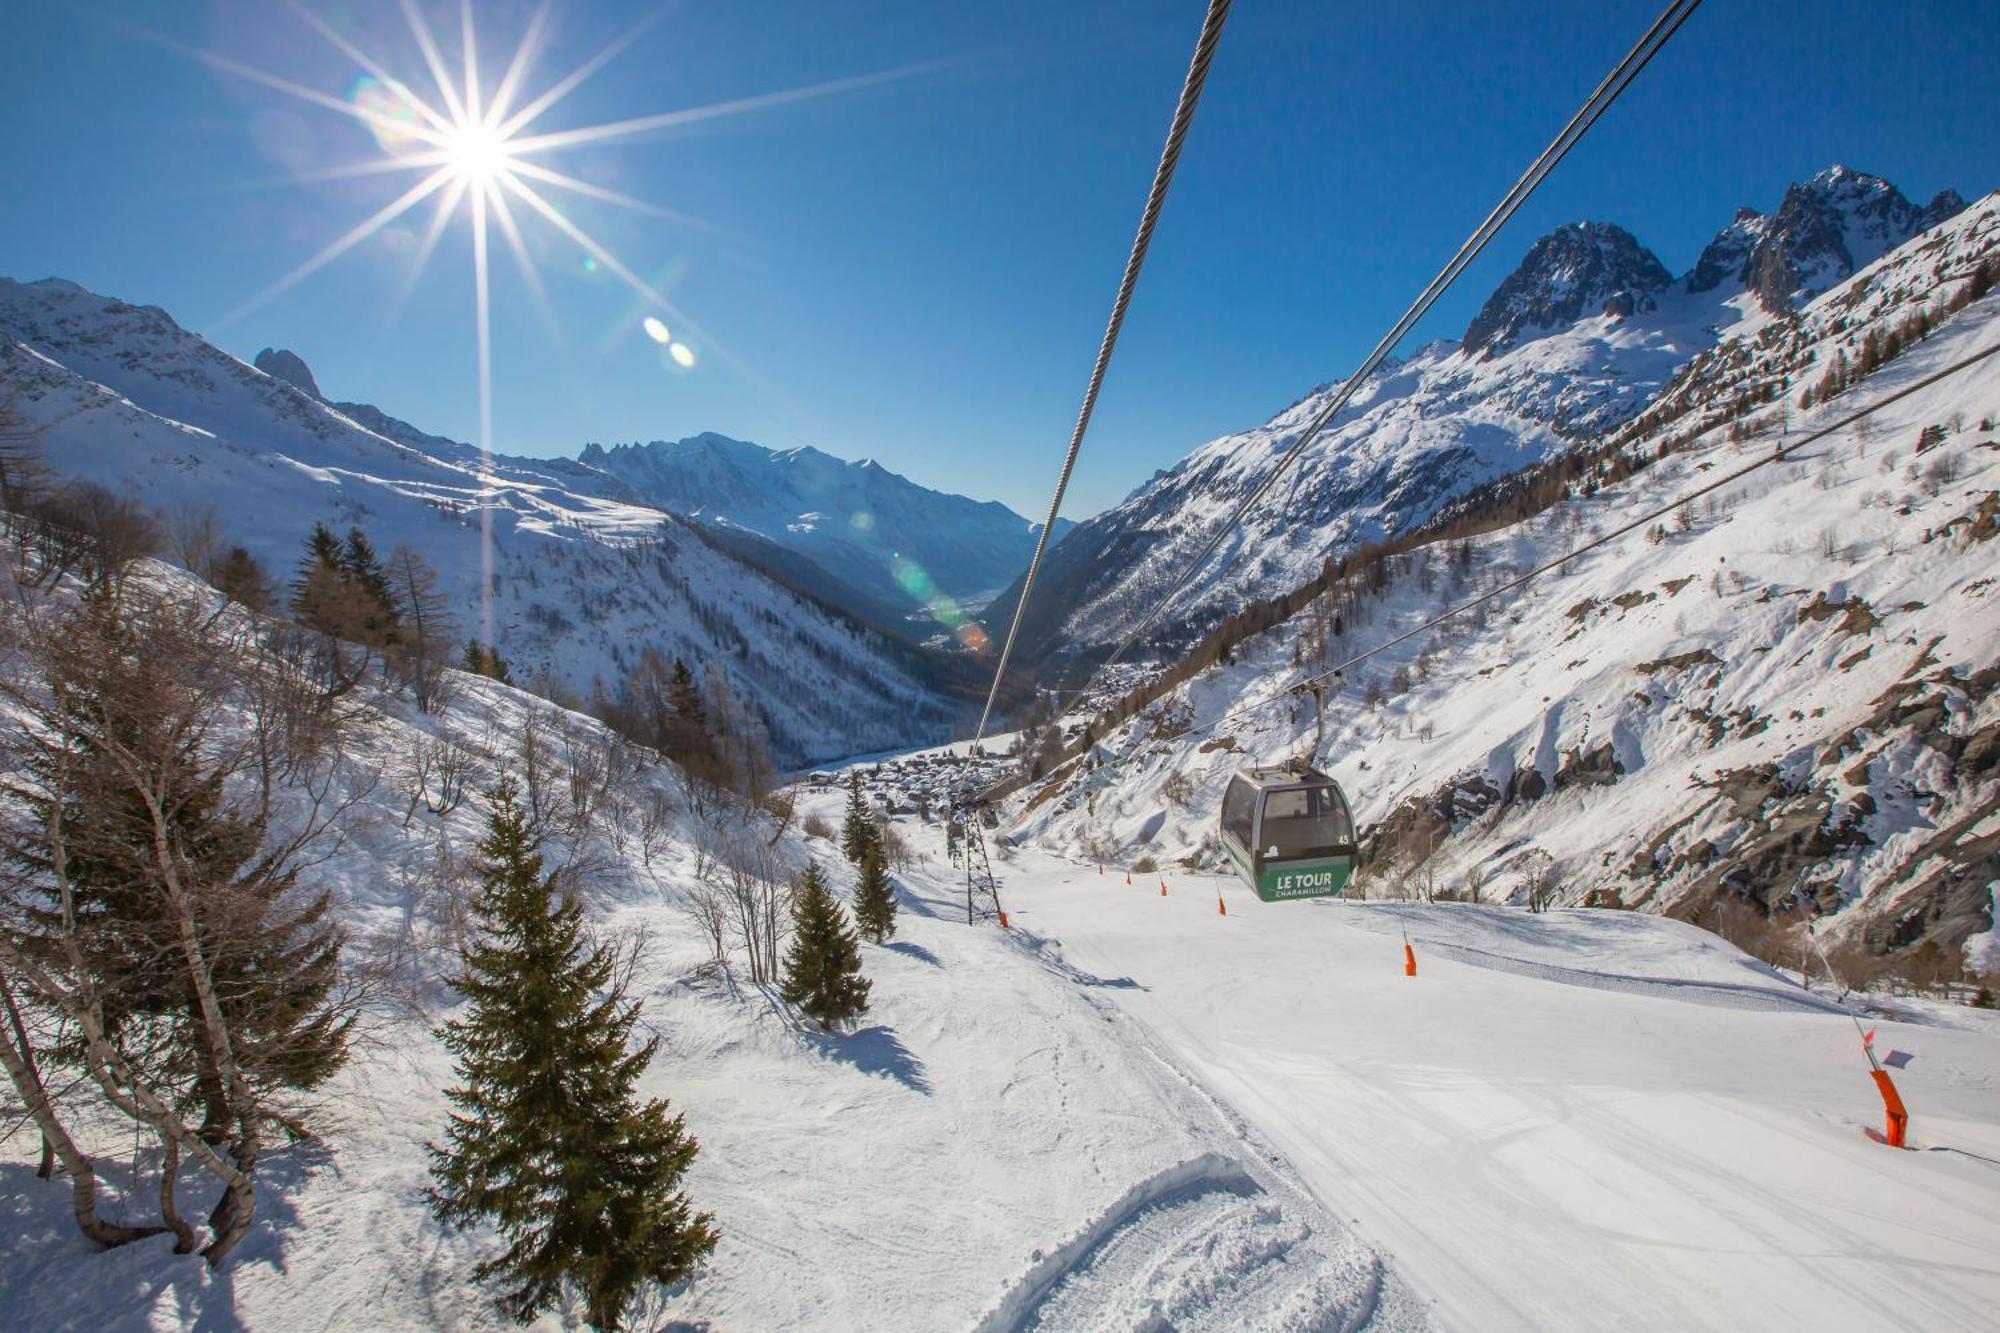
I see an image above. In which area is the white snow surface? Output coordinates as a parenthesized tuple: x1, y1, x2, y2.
(992, 848, 2000, 1332)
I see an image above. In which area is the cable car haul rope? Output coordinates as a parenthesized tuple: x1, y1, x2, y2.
(974, 0, 1234, 742)
(967, 0, 1992, 910)
(981, 0, 1706, 743)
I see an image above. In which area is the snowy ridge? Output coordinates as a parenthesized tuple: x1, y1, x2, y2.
(0, 279, 961, 763)
(993, 166, 1967, 666)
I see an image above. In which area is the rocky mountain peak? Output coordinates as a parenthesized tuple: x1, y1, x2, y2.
(1685, 208, 1768, 295)
(1920, 188, 1969, 230)
(1738, 165, 1959, 312)
(1462, 222, 1671, 357)
(253, 347, 323, 400)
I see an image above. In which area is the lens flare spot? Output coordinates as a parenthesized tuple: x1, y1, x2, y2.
(954, 623, 991, 653)
(926, 593, 963, 627)
(583, 257, 599, 273)
(350, 76, 428, 156)
(850, 511, 875, 533)
(668, 341, 696, 368)
(891, 555, 935, 601)
(641, 315, 672, 343)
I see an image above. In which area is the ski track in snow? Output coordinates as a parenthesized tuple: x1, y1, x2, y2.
(976, 841, 2000, 1333)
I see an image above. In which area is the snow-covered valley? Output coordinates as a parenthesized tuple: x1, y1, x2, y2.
(2, 123, 1997, 1333)
(4, 670, 1995, 1329)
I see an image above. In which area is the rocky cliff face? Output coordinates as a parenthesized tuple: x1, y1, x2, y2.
(252, 346, 322, 399)
(1462, 222, 1672, 357)
(1725, 167, 1964, 313)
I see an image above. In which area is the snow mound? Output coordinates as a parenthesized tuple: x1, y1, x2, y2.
(985, 1153, 1395, 1333)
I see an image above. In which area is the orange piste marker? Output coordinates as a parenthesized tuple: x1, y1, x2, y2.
(1159, 880, 1168, 897)
(1403, 943, 1418, 977)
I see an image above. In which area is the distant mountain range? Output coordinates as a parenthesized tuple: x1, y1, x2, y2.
(575, 434, 1072, 639)
(986, 166, 1970, 672)
(1018, 187, 2000, 972)
(0, 281, 987, 763)
(243, 354, 1065, 644)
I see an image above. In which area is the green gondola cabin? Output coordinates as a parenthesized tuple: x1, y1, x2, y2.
(1219, 766, 1358, 901)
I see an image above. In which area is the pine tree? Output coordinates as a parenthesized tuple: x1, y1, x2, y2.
(0, 590, 352, 1259)
(429, 782, 717, 1330)
(662, 658, 719, 782)
(291, 522, 346, 628)
(461, 638, 514, 684)
(840, 772, 875, 866)
(667, 658, 706, 731)
(852, 843, 897, 944)
(31, 596, 352, 1137)
(779, 863, 870, 1031)
(212, 546, 274, 614)
(340, 527, 400, 648)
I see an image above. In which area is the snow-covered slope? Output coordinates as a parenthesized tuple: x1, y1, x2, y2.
(0, 281, 961, 764)
(1007, 191, 2000, 975)
(0, 559, 1421, 1332)
(995, 166, 1969, 668)
(993, 855, 2000, 1333)
(578, 433, 1072, 633)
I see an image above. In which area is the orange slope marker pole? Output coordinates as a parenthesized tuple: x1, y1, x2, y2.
(1160, 878, 1168, 897)
(1124, 870, 1132, 886)
(1811, 927, 1911, 1148)
(1871, 1066, 1908, 1147)
(1402, 923, 1417, 977)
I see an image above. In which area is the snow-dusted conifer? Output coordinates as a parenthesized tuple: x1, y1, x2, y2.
(779, 862, 871, 1031)
(840, 772, 875, 866)
(852, 842, 897, 944)
(461, 638, 513, 684)
(429, 781, 717, 1330)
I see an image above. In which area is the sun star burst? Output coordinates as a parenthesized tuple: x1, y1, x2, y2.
(159, 2, 930, 644)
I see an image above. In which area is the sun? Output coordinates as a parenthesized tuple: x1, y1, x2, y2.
(443, 119, 511, 185)
(181, 0, 928, 494)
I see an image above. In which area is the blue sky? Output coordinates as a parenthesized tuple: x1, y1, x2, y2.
(3, 1, 1995, 518)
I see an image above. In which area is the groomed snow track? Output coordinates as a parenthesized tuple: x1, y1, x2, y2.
(977, 1153, 1390, 1333)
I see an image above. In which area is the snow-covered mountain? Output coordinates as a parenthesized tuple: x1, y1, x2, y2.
(992, 166, 1968, 669)
(1007, 191, 2000, 975)
(576, 434, 1071, 636)
(0, 280, 967, 764)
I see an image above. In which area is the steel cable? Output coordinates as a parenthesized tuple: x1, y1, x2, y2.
(1085, 0, 1703, 686)
(1109, 338, 2000, 772)
(974, 0, 1234, 741)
